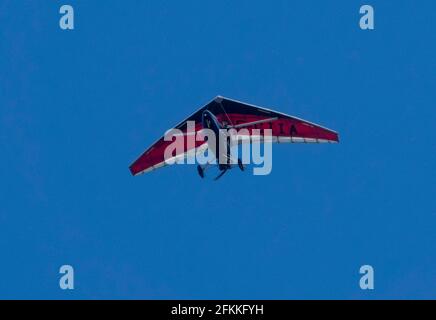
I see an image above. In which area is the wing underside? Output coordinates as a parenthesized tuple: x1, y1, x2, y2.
(129, 96, 339, 175)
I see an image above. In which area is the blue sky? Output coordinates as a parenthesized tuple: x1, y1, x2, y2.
(0, 0, 435, 299)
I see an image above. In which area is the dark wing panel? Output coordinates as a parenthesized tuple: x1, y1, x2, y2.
(209, 96, 339, 143)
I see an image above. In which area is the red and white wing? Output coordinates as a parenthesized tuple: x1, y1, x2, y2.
(129, 96, 339, 176)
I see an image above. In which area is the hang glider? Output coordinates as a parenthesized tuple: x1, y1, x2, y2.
(129, 96, 339, 178)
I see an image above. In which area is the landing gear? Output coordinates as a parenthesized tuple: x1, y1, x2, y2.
(197, 165, 205, 178)
(214, 168, 228, 181)
(197, 159, 243, 180)
(238, 158, 244, 171)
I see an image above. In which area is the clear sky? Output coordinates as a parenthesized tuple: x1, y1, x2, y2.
(1, 0, 435, 299)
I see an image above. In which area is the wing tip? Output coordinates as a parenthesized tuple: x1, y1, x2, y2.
(214, 95, 224, 103)
(129, 165, 138, 176)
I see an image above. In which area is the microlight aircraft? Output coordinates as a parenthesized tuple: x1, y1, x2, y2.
(129, 96, 339, 179)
